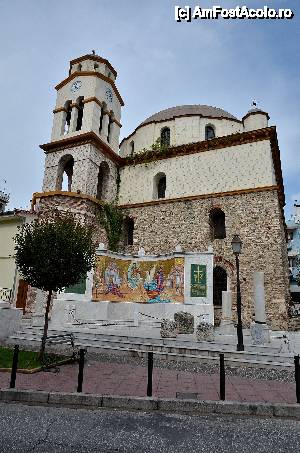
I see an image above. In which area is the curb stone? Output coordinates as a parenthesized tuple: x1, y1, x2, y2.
(0, 389, 299, 418)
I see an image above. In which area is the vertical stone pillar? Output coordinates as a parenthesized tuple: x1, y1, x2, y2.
(51, 110, 66, 141)
(250, 272, 270, 344)
(253, 272, 267, 323)
(220, 291, 235, 334)
(81, 100, 94, 133)
(70, 104, 79, 132)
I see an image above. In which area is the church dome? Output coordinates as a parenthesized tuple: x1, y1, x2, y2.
(139, 104, 238, 127)
(120, 104, 243, 157)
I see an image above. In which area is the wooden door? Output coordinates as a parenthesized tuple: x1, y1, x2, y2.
(16, 279, 28, 312)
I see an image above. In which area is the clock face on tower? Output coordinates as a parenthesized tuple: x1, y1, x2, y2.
(105, 87, 113, 103)
(70, 80, 82, 93)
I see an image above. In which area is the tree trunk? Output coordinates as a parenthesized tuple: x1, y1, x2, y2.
(39, 289, 52, 361)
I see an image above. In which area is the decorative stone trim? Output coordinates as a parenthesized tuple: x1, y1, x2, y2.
(82, 97, 103, 109)
(39, 132, 123, 165)
(53, 107, 67, 114)
(55, 71, 124, 106)
(242, 110, 270, 122)
(69, 54, 118, 78)
(118, 186, 279, 209)
(31, 191, 104, 210)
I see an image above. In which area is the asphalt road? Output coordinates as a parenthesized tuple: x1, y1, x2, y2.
(0, 402, 299, 453)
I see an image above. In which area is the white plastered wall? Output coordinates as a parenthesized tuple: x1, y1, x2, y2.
(51, 74, 121, 153)
(118, 139, 276, 205)
(120, 117, 243, 157)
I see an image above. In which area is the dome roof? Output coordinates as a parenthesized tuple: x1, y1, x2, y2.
(140, 104, 238, 127)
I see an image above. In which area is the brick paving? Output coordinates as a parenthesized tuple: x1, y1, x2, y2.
(0, 360, 297, 404)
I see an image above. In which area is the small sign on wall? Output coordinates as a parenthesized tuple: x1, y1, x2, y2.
(190, 264, 207, 297)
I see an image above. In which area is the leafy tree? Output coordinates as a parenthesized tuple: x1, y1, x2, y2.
(14, 211, 95, 359)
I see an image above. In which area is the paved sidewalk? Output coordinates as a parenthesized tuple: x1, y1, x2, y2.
(0, 360, 297, 404)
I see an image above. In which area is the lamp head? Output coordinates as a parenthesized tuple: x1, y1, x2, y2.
(231, 235, 242, 255)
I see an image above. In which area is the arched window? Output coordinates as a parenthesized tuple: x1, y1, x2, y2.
(63, 101, 72, 135)
(161, 127, 170, 146)
(77, 63, 82, 72)
(57, 155, 74, 191)
(107, 116, 113, 143)
(96, 161, 110, 200)
(99, 108, 104, 134)
(129, 141, 134, 156)
(209, 208, 226, 240)
(76, 96, 84, 131)
(124, 217, 134, 246)
(153, 172, 166, 199)
(99, 102, 107, 135)
(94, 63, 99, 71)
(213, 266, 227, 306)
(205, 125, 215, 140)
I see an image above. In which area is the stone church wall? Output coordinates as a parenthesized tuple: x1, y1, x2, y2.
(38, 195, 107, 245)
(122, 189, 290, 330)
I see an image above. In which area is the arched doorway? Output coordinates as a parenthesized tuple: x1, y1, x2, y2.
(213, 266, 227, 325)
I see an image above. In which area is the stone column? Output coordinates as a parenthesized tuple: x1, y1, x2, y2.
(253, 272, 267, 323)
(70, 104, 79, 132)
(250, 272, 270, 344)
(51, 110, 66, 141)
(220, 291, 235, 334)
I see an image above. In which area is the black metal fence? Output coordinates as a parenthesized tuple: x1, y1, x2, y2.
(4, 345, 300, 404)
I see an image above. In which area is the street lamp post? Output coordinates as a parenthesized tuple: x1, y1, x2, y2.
(231, 235, 244, 352)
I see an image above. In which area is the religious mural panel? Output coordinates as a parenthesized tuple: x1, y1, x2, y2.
(92, 256, 184, 304)
(190, 264, 207, 297)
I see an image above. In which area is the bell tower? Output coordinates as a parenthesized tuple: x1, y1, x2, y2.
(51, 53, 123, 151)
(33, 53, 124, 222)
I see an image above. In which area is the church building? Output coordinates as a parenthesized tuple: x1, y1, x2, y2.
(31, 53, 290, 330)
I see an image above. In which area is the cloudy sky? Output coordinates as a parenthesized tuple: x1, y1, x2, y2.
(0, 0, 299, 218)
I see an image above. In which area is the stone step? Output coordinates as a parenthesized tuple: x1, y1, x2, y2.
(10, 325, 285, 351)
(289, 318, 300, 331)
(9, 328, 294, 367)
(8, 333, 293, 369)
(23, 327, 287, 355)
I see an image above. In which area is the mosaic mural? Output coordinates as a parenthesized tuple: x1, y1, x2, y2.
(92, 256, 184, 304)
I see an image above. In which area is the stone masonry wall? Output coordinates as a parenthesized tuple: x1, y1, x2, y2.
(123, 189, 290, 330)
(26, 194, 108, 316)
(37, 194, 107, 246)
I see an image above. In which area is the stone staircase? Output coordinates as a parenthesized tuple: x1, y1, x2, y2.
(8, 323, 296, 369)
(289, 317, 300, 331)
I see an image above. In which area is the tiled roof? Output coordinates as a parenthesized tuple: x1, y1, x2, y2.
(140, 105, 238, 126)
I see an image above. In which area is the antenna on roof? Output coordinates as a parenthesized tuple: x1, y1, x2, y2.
(251, 100, 257, 108)
(91, 50, 95, 55)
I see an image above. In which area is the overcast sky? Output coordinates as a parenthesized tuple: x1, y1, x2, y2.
(0, 0, 299, 219)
